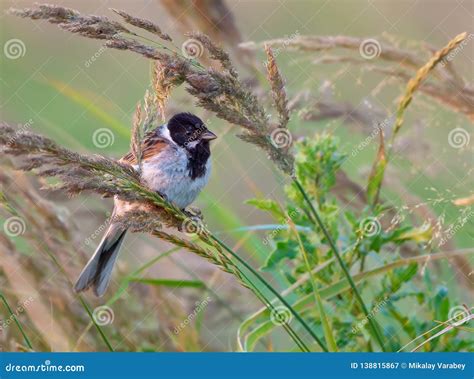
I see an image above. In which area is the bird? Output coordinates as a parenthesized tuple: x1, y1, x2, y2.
(74, 112, 217, 297)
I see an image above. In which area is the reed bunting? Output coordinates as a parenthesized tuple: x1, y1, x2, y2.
(74, 112, 217, 296)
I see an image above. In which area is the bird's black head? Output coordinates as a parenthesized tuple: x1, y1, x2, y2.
(167, 112, 217, 149)
(167, 112, 217, 179)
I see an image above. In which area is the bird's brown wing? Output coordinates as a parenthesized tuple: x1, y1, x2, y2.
(120, 133, 169, 165)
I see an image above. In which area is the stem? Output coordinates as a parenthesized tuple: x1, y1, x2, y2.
(293, 178, 386, 351)
(124, 32, 206, 71)
(210, 234, 328, 352)
(201, 234, 309, 351)
(208, 234, 310, 351)
(0, 293, 33, 349)
(78, 296, 114, 352)
(235, 267, 310, 352)
(290, 223, 338, 352)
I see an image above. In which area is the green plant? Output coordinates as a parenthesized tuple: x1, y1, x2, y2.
(242, 133, 472, 351)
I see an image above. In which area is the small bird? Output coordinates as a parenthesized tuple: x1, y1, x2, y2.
(74, 112, 217, 296)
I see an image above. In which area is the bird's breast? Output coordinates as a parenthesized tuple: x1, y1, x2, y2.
(140, 145, 211, 209)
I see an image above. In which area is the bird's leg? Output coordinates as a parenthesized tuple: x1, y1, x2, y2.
(156, 191, 169, 203)
(182, 207, 203, 221)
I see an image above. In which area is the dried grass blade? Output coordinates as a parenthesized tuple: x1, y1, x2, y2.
(389, 32, 468, 148)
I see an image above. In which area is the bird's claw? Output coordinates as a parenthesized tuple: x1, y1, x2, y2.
(183, 207, 203, 221)
(156, 191, 169, 203)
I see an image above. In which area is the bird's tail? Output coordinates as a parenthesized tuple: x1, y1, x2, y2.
(74, 223, 126, 297)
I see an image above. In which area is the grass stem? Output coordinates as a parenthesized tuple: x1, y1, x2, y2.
(0, 293, 33, 350)
(293, 178, 386, 351)
(210, 234, 328, 351)
(289, 221, 338, 351)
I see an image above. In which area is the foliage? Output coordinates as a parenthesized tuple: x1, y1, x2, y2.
(244, 133, 471, 351)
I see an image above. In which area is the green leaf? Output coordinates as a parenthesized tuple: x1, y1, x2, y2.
(246, 198, 285, 220)
(0, 190, 17, 215)
(288, 133, 345, 204)
(237, 249, 473, 350)
(261, 240, 298, 271)
(128, 277, 205, 289)
(393, 224, 432, 244)
(367, 128, 387, 206)
(244, 320, 275, 351)
(389, 263, 418, 292)
(432, 286, 450, 322)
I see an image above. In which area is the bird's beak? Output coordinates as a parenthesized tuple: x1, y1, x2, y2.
(201, 130, 217, 141)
